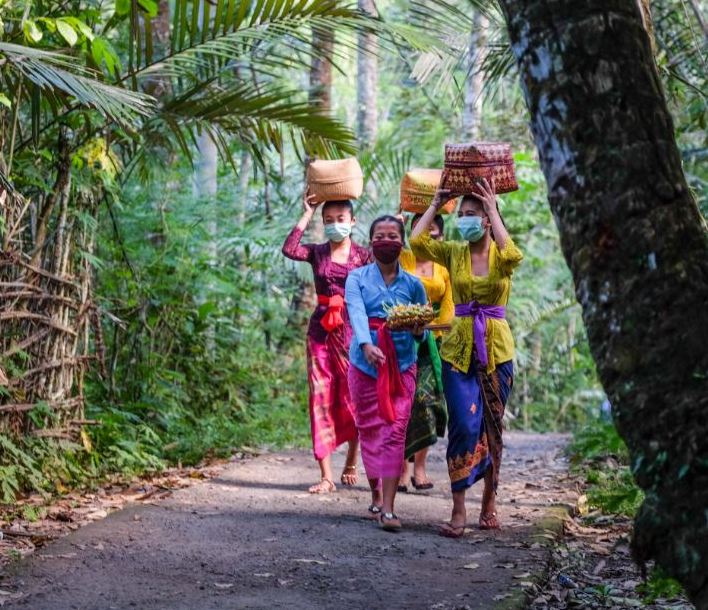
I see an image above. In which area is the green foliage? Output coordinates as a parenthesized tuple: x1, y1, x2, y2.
(569, 422, 645, 517)
(568, 421, 629, 463)
(637, 565, 687, 604)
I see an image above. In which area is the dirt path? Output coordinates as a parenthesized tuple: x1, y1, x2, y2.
(1, 432, 575, 609)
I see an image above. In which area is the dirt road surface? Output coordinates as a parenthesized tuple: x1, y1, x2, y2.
(1, 432, 574, 610)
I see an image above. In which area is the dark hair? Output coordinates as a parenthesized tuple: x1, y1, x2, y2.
(411, 213, 444, 234)
(369, 215, 405, 240)
(322, 200, 354, 217)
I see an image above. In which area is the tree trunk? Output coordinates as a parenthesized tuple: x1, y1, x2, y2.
(309, 29, 334, 113)
(193, 130, 218, 348)
(357, 0, 378, 149)
(499, 1, 708, 604)
(298, 27, 336, 313)
(461, 12, 488, 141)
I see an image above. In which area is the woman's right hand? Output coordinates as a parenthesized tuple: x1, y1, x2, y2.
(431, 187, 454, 210)
(303, 188, 319, 216)
(362, 343, 386, 368)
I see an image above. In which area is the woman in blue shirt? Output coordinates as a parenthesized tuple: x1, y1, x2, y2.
(345, 215, 428, 532)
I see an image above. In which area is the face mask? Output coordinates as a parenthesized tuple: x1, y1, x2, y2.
(458, 216, 486, 242)
(371, 239, 402, 264)
(324, 222, 352, 243)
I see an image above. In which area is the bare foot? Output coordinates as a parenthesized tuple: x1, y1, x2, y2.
(308, 478, 336, 494)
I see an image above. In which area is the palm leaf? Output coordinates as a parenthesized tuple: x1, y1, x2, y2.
(0, 42, 155, 125)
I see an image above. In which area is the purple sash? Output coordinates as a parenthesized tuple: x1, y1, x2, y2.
(454, 301, 506, 368)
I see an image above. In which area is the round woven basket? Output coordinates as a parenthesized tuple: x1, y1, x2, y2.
(307, 158, 364, 201)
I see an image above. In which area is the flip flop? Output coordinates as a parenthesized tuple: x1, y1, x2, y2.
(367, 504, 383, 520)
(479, 511, 501, 530)
(439, 523, 466, 538)
(411, 477, 434, 490)
(379, 512, 402, 532)
(397, 484, 408, 493)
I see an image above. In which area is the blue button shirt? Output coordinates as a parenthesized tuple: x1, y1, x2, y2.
(345, 262, 429, 378)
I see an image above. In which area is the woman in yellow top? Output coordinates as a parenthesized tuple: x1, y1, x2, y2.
(398, 214, 453, 492)
(410, 178, 523, 536)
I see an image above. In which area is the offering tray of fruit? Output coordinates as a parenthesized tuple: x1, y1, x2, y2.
(384, 303, 436, 331)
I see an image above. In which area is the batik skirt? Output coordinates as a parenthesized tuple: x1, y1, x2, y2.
(348, 364, 417, 481)
(443, 358, 513, 492)
(306, 331, 357, 461)
(404, 338, 447, 460)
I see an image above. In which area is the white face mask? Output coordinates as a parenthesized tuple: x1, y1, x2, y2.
(324, 222, 352, 243)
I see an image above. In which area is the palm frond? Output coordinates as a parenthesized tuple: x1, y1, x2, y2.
(0, 42, 155, 124)
(165, 81, 357, 156)
(131, 0, 445, 85)
(405, 0, 516, 101)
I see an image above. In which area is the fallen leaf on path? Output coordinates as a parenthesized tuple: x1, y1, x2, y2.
(214, 583, 233, 589)
(253, 573, 273, 578)
(514, 572, 532, 578)
(462, 563, 479, 569)
(494, 563, 516, 569)
(293, 558, 327, 565)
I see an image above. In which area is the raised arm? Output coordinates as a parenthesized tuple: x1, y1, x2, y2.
(410, 187, 453, 241)
(409, 188, 455, 267)
(469, 177, 510, 250)
(281, 189, 319, 262)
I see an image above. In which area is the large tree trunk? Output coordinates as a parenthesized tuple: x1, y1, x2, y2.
(357, 0, 378, 149)
(499, 0, 708, 604)
(461, 12, 488, 141)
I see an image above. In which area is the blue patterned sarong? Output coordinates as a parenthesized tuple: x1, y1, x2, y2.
(443, 358, 514, 492)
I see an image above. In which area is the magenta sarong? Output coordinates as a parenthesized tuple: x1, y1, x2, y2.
(307, 334, 357, 461)
(348, 364, 417, 481)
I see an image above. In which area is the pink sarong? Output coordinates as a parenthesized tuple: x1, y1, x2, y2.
(307, 335, 357, 461)
(348, 364, 417, 481)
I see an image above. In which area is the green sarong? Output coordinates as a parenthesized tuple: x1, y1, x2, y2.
(404, 336, 448, 460)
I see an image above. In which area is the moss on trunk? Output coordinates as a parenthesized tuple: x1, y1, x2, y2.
(498, 0, 708, 604)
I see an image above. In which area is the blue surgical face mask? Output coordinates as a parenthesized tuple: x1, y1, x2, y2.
(457, 216, 485, 242)
(324, 222, 352, 243)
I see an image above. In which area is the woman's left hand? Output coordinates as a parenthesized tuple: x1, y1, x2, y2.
(469, 177, 497, 215)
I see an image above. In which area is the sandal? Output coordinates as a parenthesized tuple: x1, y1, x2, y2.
(479, 511, 501, 530)
(397, 484, 409, 493)
(411, 476, 434, 490)
(308, 478, 336, 494)
(367, 504, 383, 520)
(439, 523, 466, 538)
(340, 465, 357, 486)
(379, 512, 402, 532)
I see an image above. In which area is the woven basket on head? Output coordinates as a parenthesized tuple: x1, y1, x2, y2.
(306, 158, 364, 201)
(400, 168, 458, 214)
(440, 142, 518, 195)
